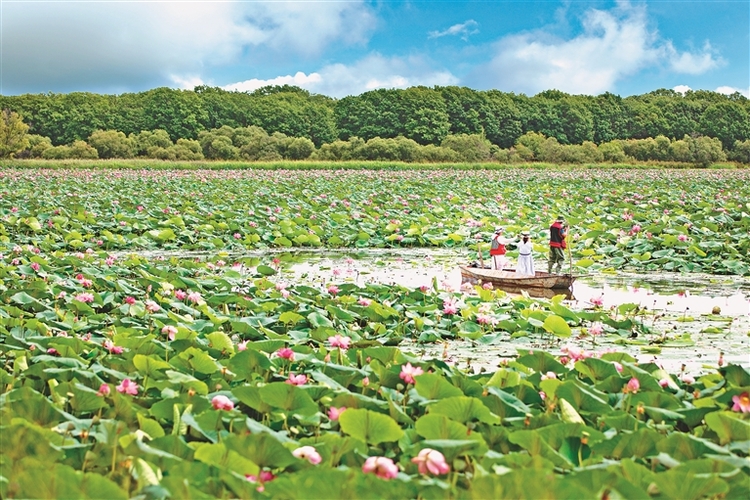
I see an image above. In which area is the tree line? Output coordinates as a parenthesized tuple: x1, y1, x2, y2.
(1, 85, 749, 164)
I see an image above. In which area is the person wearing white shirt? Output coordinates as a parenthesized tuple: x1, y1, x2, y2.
(516, 231, 535, 275)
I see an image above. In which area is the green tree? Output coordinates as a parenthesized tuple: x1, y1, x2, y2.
(699, 102, 750, 150)
(0, 109, 30, 158)
(441, 133, 492, 162)
(24, 135, 53, 158)
(87, 130, 135, 159)
(140, 87, 208, 140)
(132, 129, 173, 156)
(286, 137, 315, 160)
(728, 139, 750, 163)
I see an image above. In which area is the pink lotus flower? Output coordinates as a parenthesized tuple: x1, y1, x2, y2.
(276, 347, 295, 360)
(588, 322, 604, 336)
(590, 296, 604, 307)
(124, 296, 136, 305)
(412, 448, 450, 476)
(328, 406, 347, 421)
(211, 395, 234, 411)
(233, 233, 242, 239)
(46, 348, 59, 356)
(97, 383, 110, 396)
(327, 285, 339, 295)
(103, 340, 123, 354)
(175, 289, 187, 300)
(358, 297, 372, 307)
(658, 378, 670, 388)
(541, 371, 557, 380)
(30, 262, 40, 272)
(731, 392, 750, 413)
(443, 298, 459, 315)
(145, 300, 160, 313)
(362, 376, 370, 387)
(677, 234, 688, 242)
(362, 456, 399, 480)
(74, 292, 94, 304)
(246, 471, 275, 492)
(161, 325, 177, 340)
(624, 377, 640, 394)
(186, 291, 202, 304)
(399, 363, 424, 384)
(680, 374, 695, 385)
(117, 378, 139, 395)
(286, 373, 307, 386)
(613, 362, 623, 373)
(329, 334, 351, 350)
(237, 340, 248, 351)
(292, 446, 322, 464)
(482, 282, 493, 290)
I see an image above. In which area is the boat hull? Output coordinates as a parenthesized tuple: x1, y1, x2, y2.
(459, 266, 576, 289)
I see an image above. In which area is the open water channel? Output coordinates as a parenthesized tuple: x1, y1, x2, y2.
(136, 248, 749, 375)
(274, 249, 750, 376)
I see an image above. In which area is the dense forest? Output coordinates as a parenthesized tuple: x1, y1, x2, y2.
(1, 85, 749, 164)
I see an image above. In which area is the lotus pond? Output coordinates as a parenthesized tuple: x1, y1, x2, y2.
(1, 167, 749, 499)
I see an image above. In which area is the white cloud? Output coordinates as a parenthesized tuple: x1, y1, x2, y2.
(666, 42, 721, 74)
(715, 86, 750, 98)
(469, 2, 724, 95)
(223, 72, 323, 93)
(223, 54, 459, 98)
(673, 85, 692, 94)
(1, 0, 376, 94)
(428, 20, 479, 41)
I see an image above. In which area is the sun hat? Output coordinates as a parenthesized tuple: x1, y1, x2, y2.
(494, 227, 503, 234)
(556, 215, 565, 222)
(521, 231, 531, 236)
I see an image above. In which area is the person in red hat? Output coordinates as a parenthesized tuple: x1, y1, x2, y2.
(548, 216, 567, 274)
(490, 227, 510, 270)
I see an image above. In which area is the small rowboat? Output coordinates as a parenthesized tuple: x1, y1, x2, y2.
(459, 265, 577, 290)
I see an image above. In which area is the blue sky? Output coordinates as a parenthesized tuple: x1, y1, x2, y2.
(1, 1, 747, 98)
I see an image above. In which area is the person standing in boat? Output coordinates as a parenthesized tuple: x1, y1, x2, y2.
(490, 227, 510, 270)
(517, 231, 535, 275)
(548, 216, 567, 274)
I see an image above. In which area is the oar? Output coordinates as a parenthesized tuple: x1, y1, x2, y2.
(566, 225, 573, 276)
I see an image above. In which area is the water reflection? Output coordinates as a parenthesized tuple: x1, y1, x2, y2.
(283, 250, 748, 317)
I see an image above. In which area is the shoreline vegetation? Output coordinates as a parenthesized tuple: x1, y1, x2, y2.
(1, 159, 747, 170)
(2, 85, 749, 166)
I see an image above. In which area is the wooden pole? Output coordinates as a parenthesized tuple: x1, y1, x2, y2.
(566, 226, 573, 276)
(478, 245, 485, 269)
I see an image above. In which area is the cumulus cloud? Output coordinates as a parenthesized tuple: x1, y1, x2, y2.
(428, 20, 479, 41)
(224, 54, 459, 98)
(223, 72, 323, 93)
(666, 42, 721, 74)
(673, 85, 692, 94)
(1, 0, 376, 94)
(468, 2, 724, 95)
(715, 86, 750, 98)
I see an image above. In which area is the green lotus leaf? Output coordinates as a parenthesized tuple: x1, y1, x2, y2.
(133, 354, 171, 379)
(543, 314, 572, 338)
(414, 372, 464, 400)
(704, 411, 750, 445)
(258, 382, 319, 416)
(338, 408, 404, 445)
(193, 441, 259, 476)
(428, 396, 500, 424)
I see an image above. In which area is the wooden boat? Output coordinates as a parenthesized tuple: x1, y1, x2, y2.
(459, 265, 577, 290)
